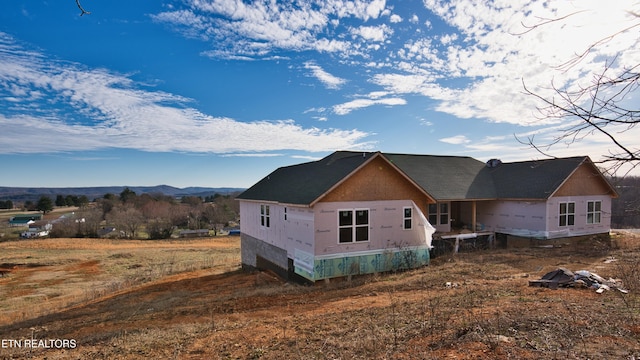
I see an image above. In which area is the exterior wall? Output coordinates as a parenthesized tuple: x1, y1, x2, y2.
(241, 198, 434, 282)
(476, 195, 612, 239)
(477, 200, 547, 237)
(297, 247, 431, 281)
(545, 195, 612, 238)
(313, 200, 432, 256)
(293, 199, 434, 282)
(543, 162, 614, 238)
(239, 201, 314, 269)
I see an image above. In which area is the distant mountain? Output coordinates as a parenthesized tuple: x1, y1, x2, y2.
(0, 185, 245, 202)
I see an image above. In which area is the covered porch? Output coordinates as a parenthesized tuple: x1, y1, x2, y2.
(429, 200, 496, 256)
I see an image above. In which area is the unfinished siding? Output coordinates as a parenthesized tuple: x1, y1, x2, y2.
(313, 200, 431, 256)
(545, 162, 614, 238)
(239, 202, 314, 274)
(554, 162, 616, 197)
(477, 200, 547, 237)
(546, 195, 612, 238)
(319, 155, 433, 215)
(293, 200, 433, 281)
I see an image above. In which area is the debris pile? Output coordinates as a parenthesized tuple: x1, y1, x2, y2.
(529, 267, 628, 294)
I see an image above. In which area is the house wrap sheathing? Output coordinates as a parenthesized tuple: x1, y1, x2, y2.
(292, 201, 435, 281)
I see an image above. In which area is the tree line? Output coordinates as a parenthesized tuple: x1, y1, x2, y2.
(44, 188, 240, 239)
(0, 200, 13, 210)
(610, 176, 640, 228)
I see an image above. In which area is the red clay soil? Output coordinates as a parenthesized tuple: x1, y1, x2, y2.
(2, 237, 640, 359)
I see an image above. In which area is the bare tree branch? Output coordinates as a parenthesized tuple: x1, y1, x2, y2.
(521, 56, 640, 175)
(76, 0, 91, 16)
(510, 11, 586, 36)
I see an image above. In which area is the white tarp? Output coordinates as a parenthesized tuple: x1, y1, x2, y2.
(413, 201, 435, 249)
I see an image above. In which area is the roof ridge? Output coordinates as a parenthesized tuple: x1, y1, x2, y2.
(383, 152, 476, 159)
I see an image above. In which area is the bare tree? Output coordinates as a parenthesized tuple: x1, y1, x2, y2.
(141, 200, 179, 239)
(107, 205, 144, 239)
(519, 12, 640, 176)
(78, 206, 103, 237)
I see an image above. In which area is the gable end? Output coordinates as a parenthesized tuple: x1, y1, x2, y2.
(552, 159, 618, 197)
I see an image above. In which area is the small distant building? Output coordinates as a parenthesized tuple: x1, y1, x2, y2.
(97, 227, 118, 237)
(9, 214, 43, 227)
(21, 221, 52, 238)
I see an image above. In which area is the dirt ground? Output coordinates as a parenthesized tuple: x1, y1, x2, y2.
(1, 232, 640, 359)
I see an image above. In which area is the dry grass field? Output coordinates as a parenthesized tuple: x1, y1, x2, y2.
(1, 232, 640, 359)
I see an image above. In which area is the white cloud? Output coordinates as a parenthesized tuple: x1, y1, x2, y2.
(390, 0, 640, 128)
(152, 0, 388, 58)
(432, 122, 640, 177)
(151, 0, 639, 128)
(389, 14, 403, 23)
(350, 24, 392, 42)
(0, 33, 372, 154)
(333, 96, 406, 115)
(439, 135, 470, 145)
(304, 61, 346, 89)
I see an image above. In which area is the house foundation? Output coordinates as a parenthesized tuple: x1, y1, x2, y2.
(241, 233, 289, 276)
(502, 232, 612, 248)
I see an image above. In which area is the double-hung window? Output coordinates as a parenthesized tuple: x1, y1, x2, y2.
(403, 207, 412, 230)
(439, 203, 449, 225)
(559, 202, 575, 227)
(338, 209, 369, 243)
(428, 202, 449, 225)
(587, 200, 602, 224)
(260, 205, 270, 228)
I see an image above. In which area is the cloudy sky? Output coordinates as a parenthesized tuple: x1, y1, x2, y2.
(1, 0, 638, 188)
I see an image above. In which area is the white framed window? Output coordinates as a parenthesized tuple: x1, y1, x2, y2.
(403, 207, 412, 230)
(559, 202, 575, 226)
(428, 202, 449, 225)
(338, 209, 369, 243)
(439, 203, 449, 225)
(587, 200, 602, 224)
(260, 204, 270, 228)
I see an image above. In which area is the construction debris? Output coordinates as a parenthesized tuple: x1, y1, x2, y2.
(529, 268, 629, 294)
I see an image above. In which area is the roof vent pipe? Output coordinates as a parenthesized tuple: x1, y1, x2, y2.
(486, 159, 502, 168)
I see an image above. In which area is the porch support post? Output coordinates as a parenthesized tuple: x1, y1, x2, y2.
(471, 201, 477, 231)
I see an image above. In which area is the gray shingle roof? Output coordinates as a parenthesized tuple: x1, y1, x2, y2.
(237, 151, 376, 204)
(483, 156, 588, 199)
(237, 151, 597, 204)
(384, 153, 497, 200)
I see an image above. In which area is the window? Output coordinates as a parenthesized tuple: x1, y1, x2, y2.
(428, 204, 437, 225)
(428, 202, 449, 225)
(403, 207, 412, 230)
(559, 202, 575, 226)
(338, 209, 369, 243)
(260, 205, 270, 228)
(284, 207, 288, 221)
(439, 203, 449, 225)
(587, 201, 602, 224)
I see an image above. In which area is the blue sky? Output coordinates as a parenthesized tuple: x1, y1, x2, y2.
(1, 1, 638, 188)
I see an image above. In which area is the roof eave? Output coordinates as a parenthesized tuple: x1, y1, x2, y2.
(236, 198, 312, 207)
